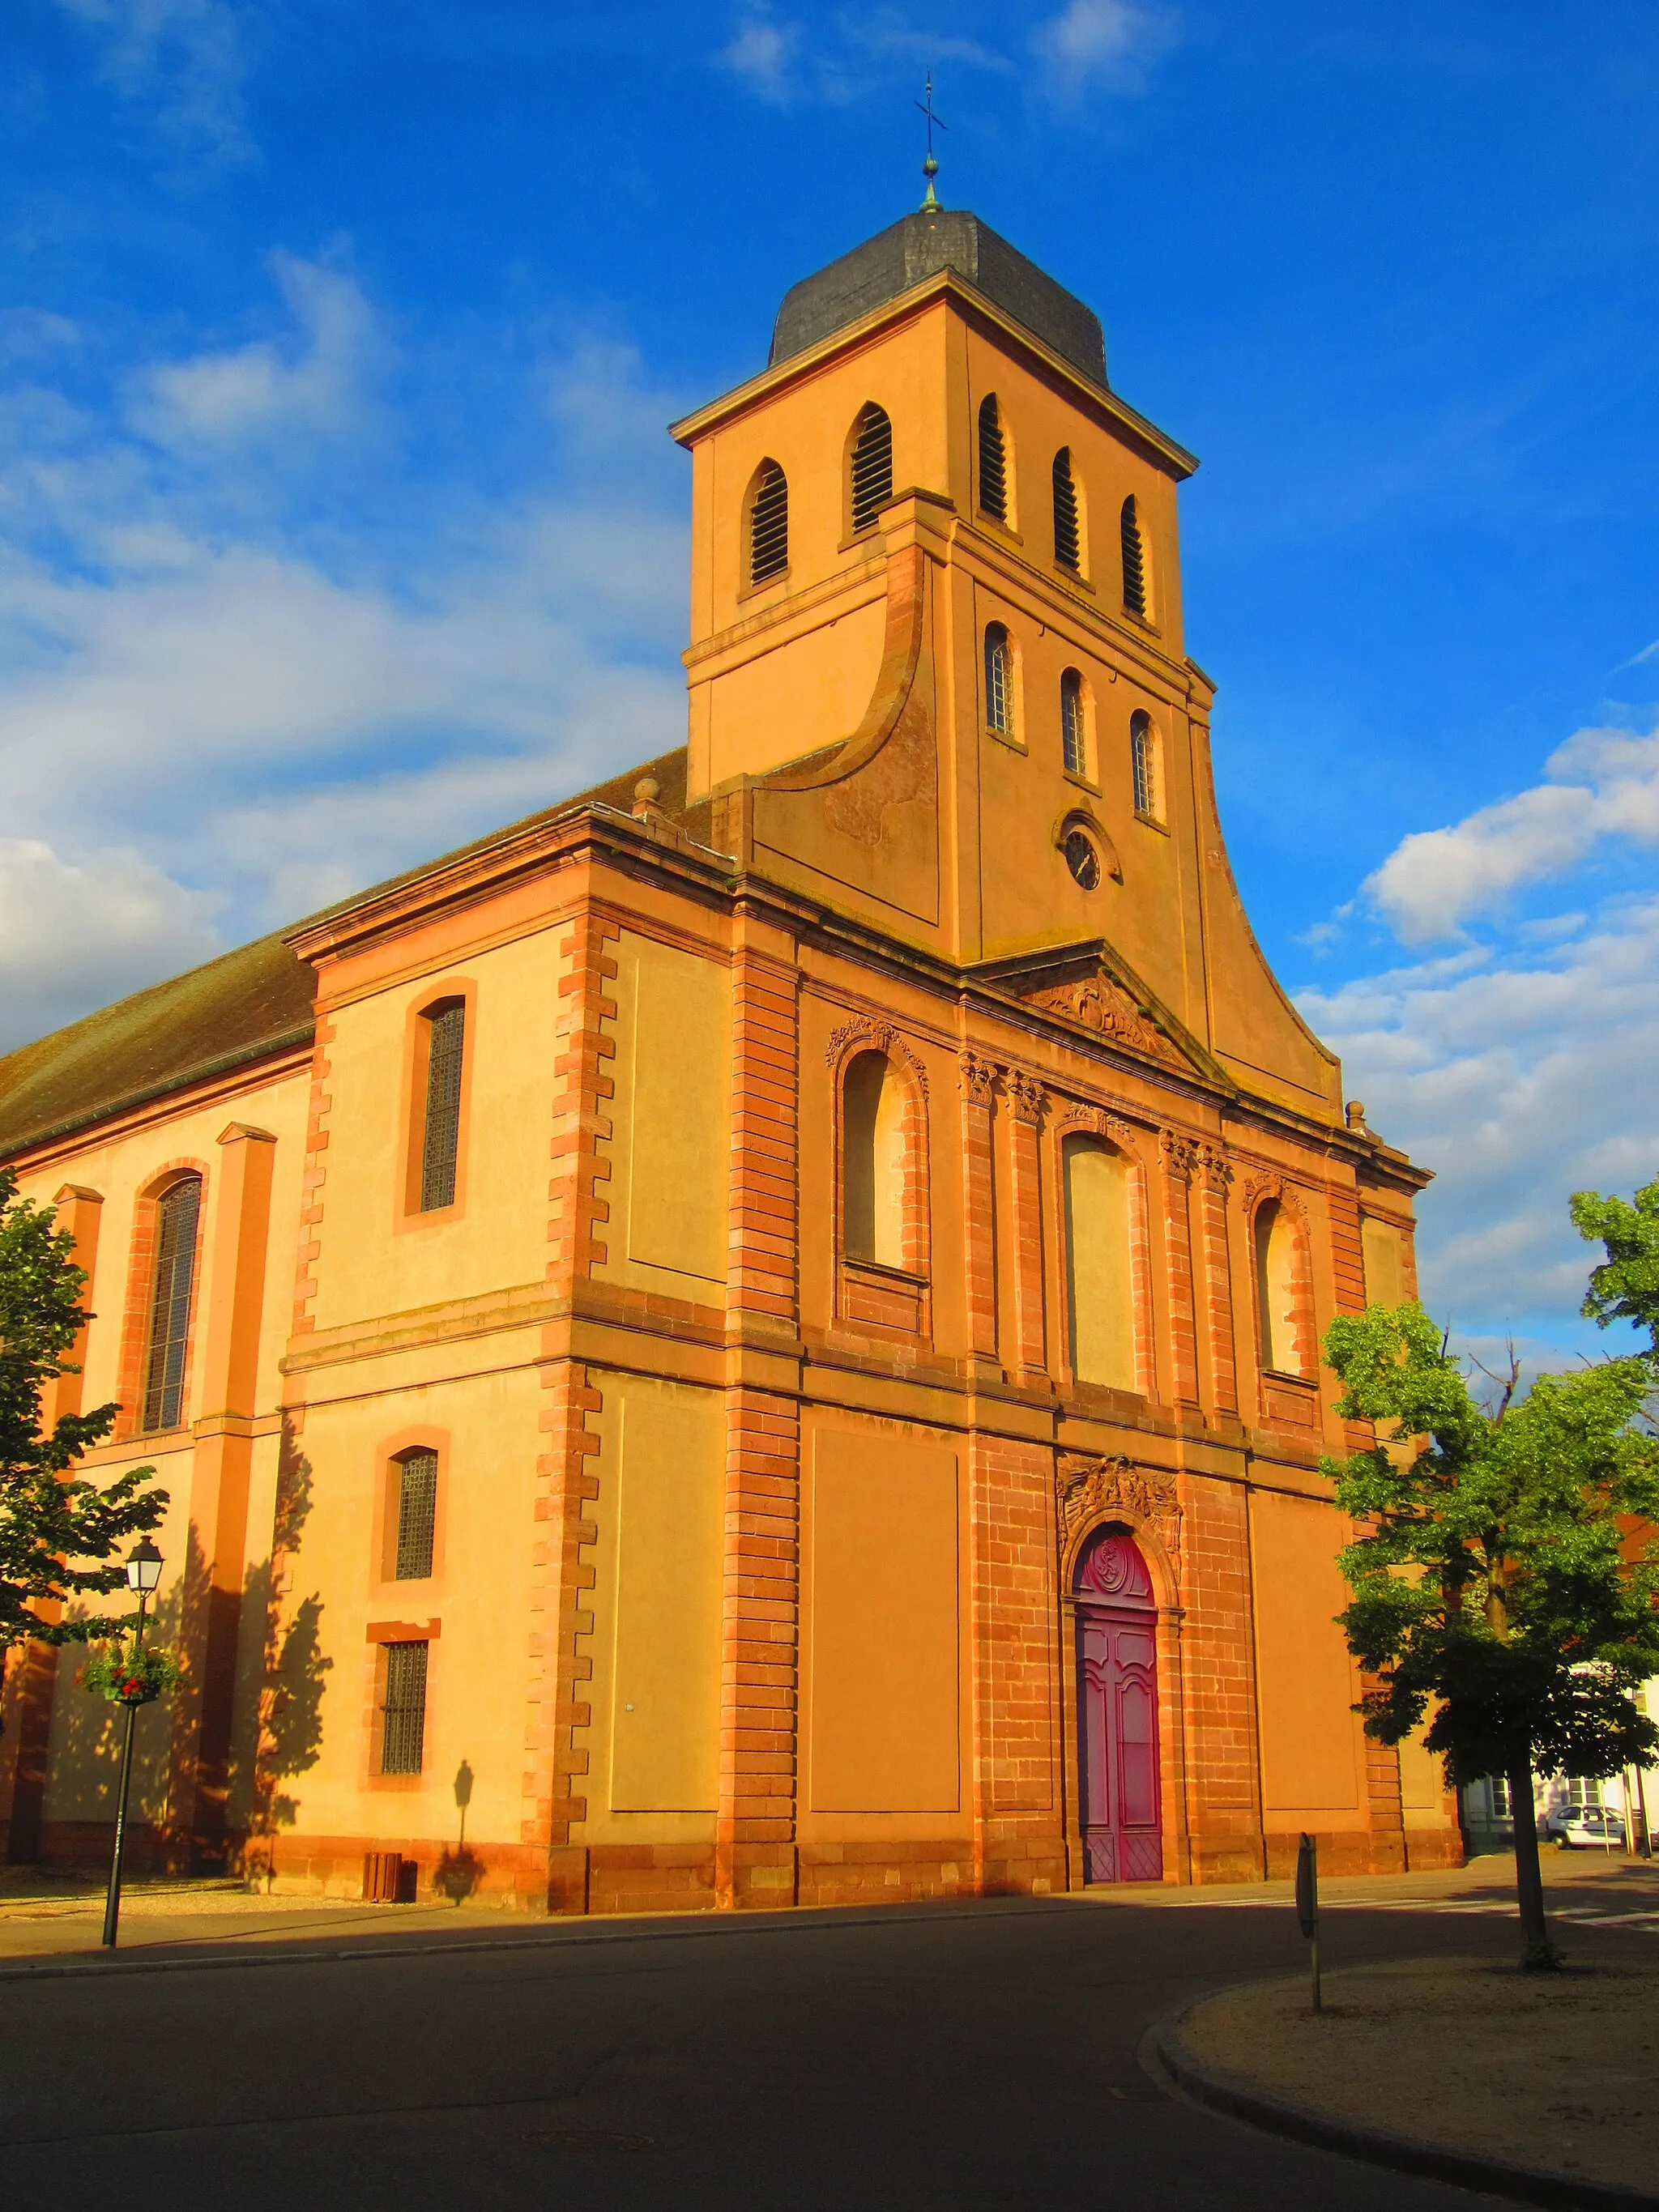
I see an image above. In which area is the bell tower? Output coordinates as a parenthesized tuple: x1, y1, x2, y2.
(671, 207, 1342, 1120)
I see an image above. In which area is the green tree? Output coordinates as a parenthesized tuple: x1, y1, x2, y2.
(1321, 1301, 1659, 1966)
(0, 1167, 168, 1704)
(1572, 1178, 1659, 1349)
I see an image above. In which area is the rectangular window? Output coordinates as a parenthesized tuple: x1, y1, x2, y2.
(420, 1001, 466, 1211)
(1489, 1775, 1511, 1818)
(142, 1176, 202, 1432)
(381, 1641, 429, 1775)
(394, 1451, 438, 1580)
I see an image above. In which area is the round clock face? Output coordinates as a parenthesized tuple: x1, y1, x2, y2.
(1062, 829, 1100, 890)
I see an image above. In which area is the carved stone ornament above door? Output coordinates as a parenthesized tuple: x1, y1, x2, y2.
(1056, 1452, 1182, 1577)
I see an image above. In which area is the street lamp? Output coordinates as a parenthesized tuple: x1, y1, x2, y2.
(102, 1536, 164, 1949)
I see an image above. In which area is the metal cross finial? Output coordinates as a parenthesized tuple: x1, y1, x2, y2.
(915, 73, 947, 210)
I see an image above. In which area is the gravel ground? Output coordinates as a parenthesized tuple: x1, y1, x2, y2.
(1177, 1950, 1659, 2194)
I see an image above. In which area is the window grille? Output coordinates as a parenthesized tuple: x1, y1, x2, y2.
(984, 624, 1012, 735)
(1120, 495, 1148, 617)
(394, 1451, 438, 1580)
(141, 1176, 201, 1432)
(849, 404, 893, 532)
(1062, 829, 1100, 890)
(977, 394, 1007, 523)
(1131, 711, 1157, 818)
(420, 1001, 465, 1211)
(1052, 448, 1081, 573)
(1061, 669, 1086, 776)
(381, 1641, 429, 1775)
(748, 461, 788, 585)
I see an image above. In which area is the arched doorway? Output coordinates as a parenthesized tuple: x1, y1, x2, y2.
(1074, 1525, 1162, 1883)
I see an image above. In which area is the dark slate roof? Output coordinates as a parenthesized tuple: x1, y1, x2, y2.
(0, 746, 696, 1161)
(770, 209, 1108, 389)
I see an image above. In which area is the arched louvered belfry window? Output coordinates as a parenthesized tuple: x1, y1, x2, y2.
(1120, 494, 1149, 618)
(1130, 709, 1161, 820)
(849, 403, 893, 533)
(142, 1174, 202, 1432)
(977, 394, 1007, 524)
(1052, 447, 1082, 573)
(1061, 667, 1088, 777)
(747, 459, 788, 586)
(984, 622, 1013, 737)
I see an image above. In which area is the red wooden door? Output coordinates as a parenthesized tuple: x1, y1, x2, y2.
(1074, 1529, 1162, 1884)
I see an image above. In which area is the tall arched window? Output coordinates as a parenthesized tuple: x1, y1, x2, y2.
(418, 998, 466, 1212)
(1052, 447, 1082, 573)
(1061, 667, 1088, 777)
(984, 622, 1013, 737)
(1130, 710, 1161, 820)
(1120, 494, 1148, 617)
(393, 1449, 439, 1580)
(1255, 1198, 1312, 1377)
(977, 394, 1008, 523)
(842, 1050, 906, 1268)
(849, 403, 893, 533)
(142, 1174, 202, 1432)
(747, 459, 788, 586)
(1063, 1137, 1136, 1390)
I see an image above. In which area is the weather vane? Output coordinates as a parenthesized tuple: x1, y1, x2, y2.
(915, 74, 947, 210)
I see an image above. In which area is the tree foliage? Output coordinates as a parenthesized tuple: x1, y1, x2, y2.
(0, 1167, 168, 1660)
(1323, 1302, 1659, 1785)
(1572, 1178, 1659, 1349)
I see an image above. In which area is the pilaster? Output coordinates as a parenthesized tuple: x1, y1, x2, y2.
(1158, 1130, 1201, 1408)
(1004, 1068, 1048, 1380)
(1196, 1145, 1238, 1417)
(958, 1052, 999, 1370)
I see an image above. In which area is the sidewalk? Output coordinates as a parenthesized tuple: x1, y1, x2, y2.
(1158, 1875, 1659, 2208)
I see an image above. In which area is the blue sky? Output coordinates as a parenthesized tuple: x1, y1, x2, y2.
(3, 1, 1657, 1365)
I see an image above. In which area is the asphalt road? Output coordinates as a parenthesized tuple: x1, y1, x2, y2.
(0, 1882, 1634, 2210)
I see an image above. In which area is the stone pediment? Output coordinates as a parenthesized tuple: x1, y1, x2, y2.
(970, 940, 1231, 1088)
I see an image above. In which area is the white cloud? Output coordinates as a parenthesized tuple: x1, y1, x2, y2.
(1363, 722, 1659, 942)
(1033, 0, 1176, 91)
(722, 10, 798, 100)
(55, 0, 258, 166)
(1297, 895, 1659, 1352)
(0, 258, 693, 1028)
(0, 838, 218, 1049)
(128, 253, 379, 449)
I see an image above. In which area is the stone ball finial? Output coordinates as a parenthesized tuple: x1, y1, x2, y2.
(1346, 1100, 1367, 1130)
(633, 776, 662, 820)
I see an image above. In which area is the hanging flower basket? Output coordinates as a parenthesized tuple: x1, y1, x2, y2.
(81, 1644, 181, 1707)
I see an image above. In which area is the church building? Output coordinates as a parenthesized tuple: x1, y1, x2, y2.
(0, 207, 1461, 1907)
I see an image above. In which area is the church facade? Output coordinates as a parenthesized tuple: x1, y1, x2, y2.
(0, 210, 1461, 1907)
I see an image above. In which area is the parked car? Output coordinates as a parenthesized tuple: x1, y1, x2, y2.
(1553, 1805, 1627, 1849)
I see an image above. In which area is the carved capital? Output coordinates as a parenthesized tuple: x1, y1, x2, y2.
(1198, 1143, 1234, 1193)
(1056, 1452, 1183, 1575)
(1002, 1067, 1047, 1127)
(1158, 1128, 1198, 1182)
(958, 1051, 998, 1108)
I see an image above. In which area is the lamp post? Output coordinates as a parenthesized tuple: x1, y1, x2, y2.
(102, 1536, 163, 1950)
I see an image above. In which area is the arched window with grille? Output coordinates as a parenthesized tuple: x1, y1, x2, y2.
(1120, 494, 1149, 618)
(746, 458, 788, 586)
(848, 403, 893, 533)
(1130, 710, 1161, 820)
(983, 622, 1013, 738)
(977, 394, 1008, 524)
(416, 996, 466, 1213)
(142, 1174, 202, 1432)
(842, 1050, 907, 1268)
(1061, 667, 1089, 778)
(1052, 447, 1082, 573)
(392, 1449, 439, 1580)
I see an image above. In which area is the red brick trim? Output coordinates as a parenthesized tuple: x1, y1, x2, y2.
(291, 1016, 336, 1339)
(1158, 1131, 1201, 1407)
(549, 916, 620, 1284)
(1196, 1146, 1239, 1416)
(1002, 1068, 1049, 1379)
(958, 1054, 999, 1364)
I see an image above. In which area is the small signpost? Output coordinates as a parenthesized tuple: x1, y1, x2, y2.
(1295, 1831, 1321, 2013)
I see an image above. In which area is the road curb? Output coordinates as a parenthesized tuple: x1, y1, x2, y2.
(1143, 1998, 1659, 2212)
